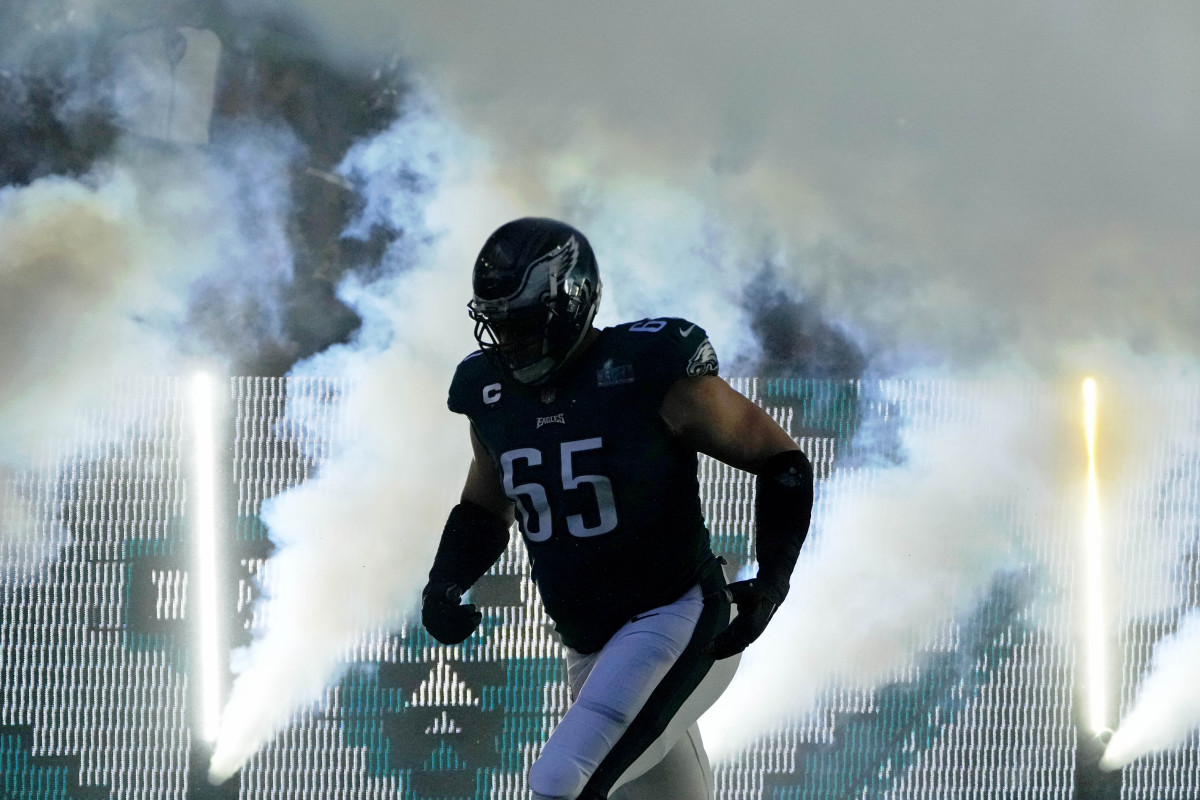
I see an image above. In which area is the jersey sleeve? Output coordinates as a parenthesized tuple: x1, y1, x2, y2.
(447, 352, 489, 416)
(629, 317, 720, 398)
(676, 319, 719, 379)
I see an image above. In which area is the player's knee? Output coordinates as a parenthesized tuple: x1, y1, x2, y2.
(529, 752, 588, 800)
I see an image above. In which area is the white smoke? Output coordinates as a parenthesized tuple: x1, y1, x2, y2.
(1101, 609, 1200, 771)
(0, 123, 301, 555)
(0, 148, 203, 459)
(207, 93, 517, 782)
(568, 182, 759, 365)
(1086, 370, 1200, 771)
(258, 0, 1200, 370)
(700, 380, 1052, 758)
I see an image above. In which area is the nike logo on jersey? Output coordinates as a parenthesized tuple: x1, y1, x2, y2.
(629, 612, 660, 623)
(678, 323, 697, 337)
(536, 413, 566, 428)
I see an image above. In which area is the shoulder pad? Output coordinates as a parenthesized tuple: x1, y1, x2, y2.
(447, 351, 502, 415)
(615, 317, 719, 381)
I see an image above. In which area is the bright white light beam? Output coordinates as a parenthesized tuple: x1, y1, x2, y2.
(191, 371, 223, 742)
(1083, 377, 1109, 734)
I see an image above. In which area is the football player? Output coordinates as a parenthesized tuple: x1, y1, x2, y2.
(423, 218, 813, 800)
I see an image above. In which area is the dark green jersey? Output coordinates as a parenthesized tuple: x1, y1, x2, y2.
(448, 318, 720, 653)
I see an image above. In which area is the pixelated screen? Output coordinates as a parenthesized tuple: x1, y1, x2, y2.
(2, 377, 1198, 799)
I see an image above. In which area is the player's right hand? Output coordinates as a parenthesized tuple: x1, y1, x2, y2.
(705, 579, 782, 659)
(421, 580, 482, 645)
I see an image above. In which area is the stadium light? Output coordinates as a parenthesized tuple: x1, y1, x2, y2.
(190, 371, 223, 742)
(1082, 377, 1109, 734)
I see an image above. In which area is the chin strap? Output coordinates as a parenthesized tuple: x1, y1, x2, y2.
(753, 449, 814, 602)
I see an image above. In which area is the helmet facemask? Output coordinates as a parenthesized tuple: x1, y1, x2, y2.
(469, 227, 601, 386)
(471, 305, 557, 384)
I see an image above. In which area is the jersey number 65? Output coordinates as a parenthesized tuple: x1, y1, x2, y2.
(500, 438, 619, 541)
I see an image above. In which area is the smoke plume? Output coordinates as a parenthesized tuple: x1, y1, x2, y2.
(1093, 375, 1200, 770)
(207, 94, 510, 782)
(257, 0, 1200, 372)
(699, 380, 1054, 757)
(1101, 609, 1200, 771)
(0, 1, 366, 571)
(0, 128, 302, 454)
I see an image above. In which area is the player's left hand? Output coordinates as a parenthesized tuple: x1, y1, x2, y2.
(705, 579, 782, 659)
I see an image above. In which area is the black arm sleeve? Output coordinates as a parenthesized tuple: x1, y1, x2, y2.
(427, 500, 512, 590)
(753, 449, 814, 602)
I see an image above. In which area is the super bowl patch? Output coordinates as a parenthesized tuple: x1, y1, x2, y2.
(597, 360, 636, 387)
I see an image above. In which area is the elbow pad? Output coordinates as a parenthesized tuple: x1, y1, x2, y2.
(754, 449, 814, 602)
(428, 501, 512, 590)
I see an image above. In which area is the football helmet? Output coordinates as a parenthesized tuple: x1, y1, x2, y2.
(469, 218, 602, 385)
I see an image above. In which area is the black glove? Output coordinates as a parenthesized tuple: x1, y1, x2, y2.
(421, 580, 482, 645)
(705, 579, 783, 660)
